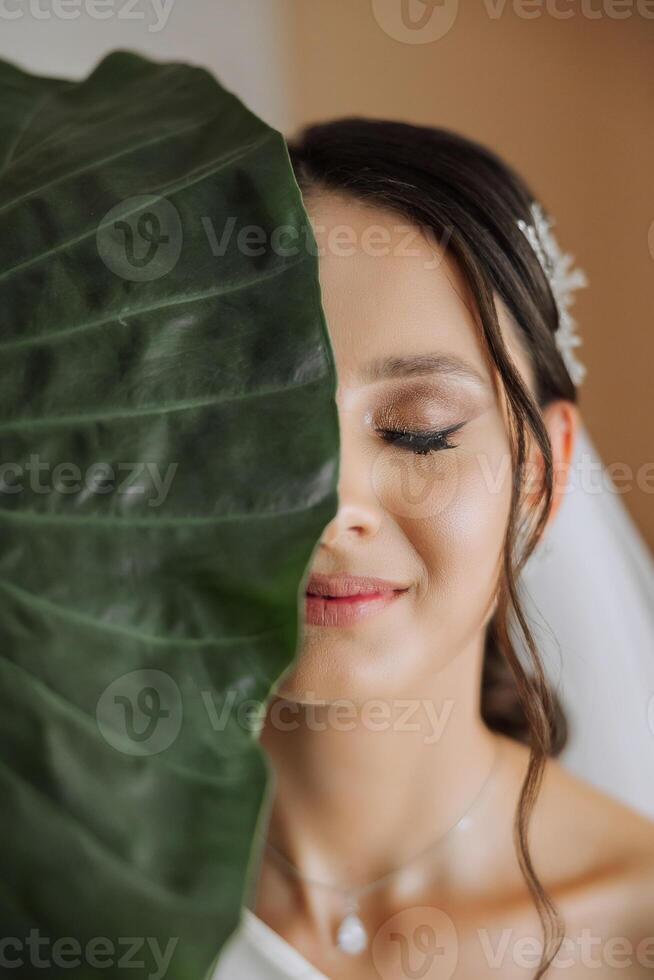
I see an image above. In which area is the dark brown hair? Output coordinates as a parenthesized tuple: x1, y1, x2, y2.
(286, 117, 574, 978)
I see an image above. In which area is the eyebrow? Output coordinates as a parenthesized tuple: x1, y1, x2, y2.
(360, 353, 488, 387)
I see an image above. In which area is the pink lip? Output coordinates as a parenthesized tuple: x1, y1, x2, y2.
(304, 574, 410, 627)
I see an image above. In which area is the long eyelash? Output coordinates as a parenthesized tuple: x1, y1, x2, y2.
(376, 422, 464, 456)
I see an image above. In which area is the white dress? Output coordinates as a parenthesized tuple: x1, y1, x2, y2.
(209, 908, 329, 980)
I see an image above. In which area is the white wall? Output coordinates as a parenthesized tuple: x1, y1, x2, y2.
(0, 0, 292, 132)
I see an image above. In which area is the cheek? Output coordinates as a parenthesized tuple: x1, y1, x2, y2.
(437, 448, 512, 602)
(386, 428, 513, 631)
(370, 440, 463, 524)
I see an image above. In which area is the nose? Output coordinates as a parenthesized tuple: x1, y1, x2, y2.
(319, 501, 382, 548)
(319, 427, 384, 548)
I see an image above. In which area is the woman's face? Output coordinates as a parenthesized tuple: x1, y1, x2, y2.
(278, 192, 539, 705)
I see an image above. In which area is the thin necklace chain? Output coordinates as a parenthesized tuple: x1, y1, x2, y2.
(262, 737, 505, 905)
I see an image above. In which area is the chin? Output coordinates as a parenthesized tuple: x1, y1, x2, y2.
(273, 632, 419, 708)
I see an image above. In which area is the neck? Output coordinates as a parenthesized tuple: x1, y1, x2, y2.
(253, 635, 502, 931)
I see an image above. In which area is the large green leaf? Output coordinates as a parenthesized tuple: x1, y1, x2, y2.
(0, 50, 339, 978)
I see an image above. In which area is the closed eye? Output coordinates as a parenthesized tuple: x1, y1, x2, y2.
(376, 421, 465, 456)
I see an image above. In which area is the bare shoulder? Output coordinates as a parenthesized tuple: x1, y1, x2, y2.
(497, 734, 654, 938)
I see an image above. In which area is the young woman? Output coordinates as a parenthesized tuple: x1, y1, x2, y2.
(214, 119, 654, 980)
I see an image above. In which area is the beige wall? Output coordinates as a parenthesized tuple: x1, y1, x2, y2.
(277, 0, 654, 552)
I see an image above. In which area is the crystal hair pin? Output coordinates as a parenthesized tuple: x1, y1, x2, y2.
(517, 202, 589, 387)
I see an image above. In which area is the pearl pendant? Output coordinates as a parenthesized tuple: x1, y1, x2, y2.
(336, 910, 368, 955)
